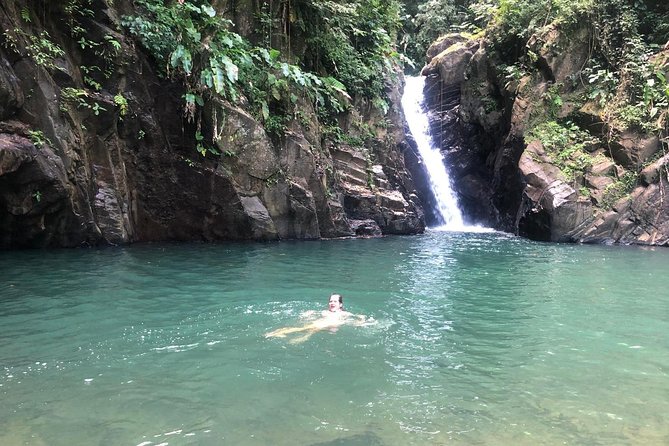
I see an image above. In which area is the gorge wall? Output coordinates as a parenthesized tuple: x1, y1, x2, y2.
(0, 0, 425, 249)
(420, 29, 669, 246)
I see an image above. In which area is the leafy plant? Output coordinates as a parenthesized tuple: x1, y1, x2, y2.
(526, 120, 598, 184)
(500, 63, 527, 90)
(195, 130, 220, 157)
(81, 65, 103, 91)
(63, 0, 120, 85)
(10, 29, 66, 70)
(264, 115, 288, 138)
(113, 93, 128, 118)
(121, 0, 364, 156)
(21, 8, 31, 23)
(27, 130, 51, 148)
(286, 0, 403, 106)
(544, 83, 563, 118)
(602, 171, 638, 208)
(104, 35, 122, 53)
(60, 87, 107, 115)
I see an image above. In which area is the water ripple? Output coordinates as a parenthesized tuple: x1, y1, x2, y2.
(1, 235, 669, 445)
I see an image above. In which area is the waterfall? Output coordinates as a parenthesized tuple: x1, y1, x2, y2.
(402, 75, 467, 231)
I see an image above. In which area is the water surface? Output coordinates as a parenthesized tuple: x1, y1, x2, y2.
(1, 231, 668, 445)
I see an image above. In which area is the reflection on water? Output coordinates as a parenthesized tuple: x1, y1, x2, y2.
(1, 233, 668, 445)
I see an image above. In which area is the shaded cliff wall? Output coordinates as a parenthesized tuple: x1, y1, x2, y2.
(420, 29, 669, 246)
(0, 0, 424, 248)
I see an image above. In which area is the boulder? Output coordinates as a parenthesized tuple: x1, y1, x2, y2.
(0, 133, 93, 247)
(422, 38, 480, 93)
(530, 25, 590, 83)
(517, 141, 593, 241)
(609, 132, 661, 168)
(640, 154, 669, 185)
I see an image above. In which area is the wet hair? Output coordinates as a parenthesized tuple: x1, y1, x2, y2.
(330, 293, 343, 305)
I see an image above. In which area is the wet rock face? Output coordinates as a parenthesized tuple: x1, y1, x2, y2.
(418, 35, 507, 229)
(0, 59, 23, 120)
(0, 1, 424, 248)
(0, 131, 94, 248)
(421, 31, 669, 246)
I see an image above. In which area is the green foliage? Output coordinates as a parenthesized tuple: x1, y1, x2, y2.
(62, 0, 120, 88)
(602, 171, 638, 208)
(582, 1, 669, 134)
(526, 120, 598, 183)
(264, 114, 288, 138)
(293, 0, 403, 105)
(113, 93, 128, 118)
(583, 64, 618, 107)
(544, 83, 563, 118)
(400, 0, 481, 69)
(20, 8, 31, 23)
(320, 119, 376, 151)
(195, 130, 220, 157)
(80, 65, 103, 91)
(463, 0, 668, 145)
(122, 0, 354, 135)
(60, 87, 90, 111)
(8, 29, 66, 70)
(27, 130, 51, 148)
(498, 63, 528, 90)
(119, 0, 407, 161)
(60, 87, 107, 115)
(64, 0, 94, 24)
(490, 0, 595, 40)
(104, 35, 122, 53)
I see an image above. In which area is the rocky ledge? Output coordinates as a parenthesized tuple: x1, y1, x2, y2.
(0, 1, 424, 248)
(420, 30, 669, 246)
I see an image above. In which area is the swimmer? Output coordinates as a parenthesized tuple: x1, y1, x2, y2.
(265, 293, 372, 344)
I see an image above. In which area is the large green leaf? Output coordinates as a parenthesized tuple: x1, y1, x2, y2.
(170, 44, 192, 74)
(210, 59, 226, 94)
(221, 56, 239, 82)
(201, 69, 213, 88)
(201, 5, 216, 17)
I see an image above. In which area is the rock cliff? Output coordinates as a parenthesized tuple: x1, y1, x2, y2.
(420, 30, 669, 246)
(0, 0, 424, 248)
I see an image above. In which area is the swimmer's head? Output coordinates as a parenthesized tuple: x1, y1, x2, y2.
(328, 293, 343, 312)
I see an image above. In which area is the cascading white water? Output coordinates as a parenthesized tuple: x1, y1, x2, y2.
(402, 75, 467, 230)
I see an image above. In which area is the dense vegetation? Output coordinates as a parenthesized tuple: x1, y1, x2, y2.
(119, 0, 409, 148)
(4, 1, 667, 160)
(399, 0, 668, 209)
(402, 0, 668, 119)
(478, 0, 669, 203)
(480, 0, 669, 135)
